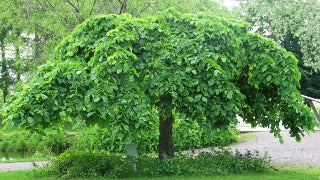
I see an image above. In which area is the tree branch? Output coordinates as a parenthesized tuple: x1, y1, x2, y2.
(89, 0, 97, 15)
(108, 0, 119, 13)
(44, 0, 56, 10)
(119, 0, 128, 14)
(65, 0, 80, 13)
(136, 2, 152, 16)
(35, 0, 46, 11)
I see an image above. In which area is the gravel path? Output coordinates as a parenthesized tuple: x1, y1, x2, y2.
(0, 161, 49, 171)
(195, 131, 320, 166)
(229, 131, 320, 166)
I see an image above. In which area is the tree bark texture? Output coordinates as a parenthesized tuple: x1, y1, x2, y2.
(158, 95, 174, 160)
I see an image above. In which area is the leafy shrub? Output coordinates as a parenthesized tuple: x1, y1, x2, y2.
(0, 123, 237, 155)
(73, 121, 238, 153)
(173, 119, 238, 151)
(48, 149, 271, 178)
(0, 130, 29, 152)
(73, 124, 158, 154)
(37, 129, 71, 153)
(135, 149, 270, 177)
(0, 129, 70, 153)
(48, 149, 126, 178)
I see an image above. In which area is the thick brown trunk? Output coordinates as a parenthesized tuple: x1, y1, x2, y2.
(158, 96, 174, 160)
(159, 116, 174, 159)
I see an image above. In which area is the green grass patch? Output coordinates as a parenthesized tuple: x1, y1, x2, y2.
(0, 157, 48, 163)
(0, 167, 319, 180)
(0, 170, 55, 180)
(232, 132, 256, 145)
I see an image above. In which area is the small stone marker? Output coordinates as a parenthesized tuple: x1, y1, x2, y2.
(125, 144, 137, 172)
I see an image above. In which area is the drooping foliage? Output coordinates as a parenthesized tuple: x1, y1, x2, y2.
(2, 9, 316, 149)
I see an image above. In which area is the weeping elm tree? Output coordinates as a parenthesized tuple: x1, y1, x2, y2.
(2, 9, 317, 159)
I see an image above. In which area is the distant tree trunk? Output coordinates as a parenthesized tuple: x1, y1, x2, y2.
(14, 30, 21, 82)
(158, 96, 174, 160)
(34, 31, 40, 60)
(0, 39, 8, 103)
(34, 27, 42, 62)
(119, 0, 128, 14)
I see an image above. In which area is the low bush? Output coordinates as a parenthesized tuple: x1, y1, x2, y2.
(48, 149, 271, 178)
(0, 129, 71, 154)
(0, 121, 238, 156)
(49, 150, 120, 178)
(73, 121, 238, 154)
(73, 125, 158, 154)
(0, 131, 29, 152)
(173, 119, 238, 151)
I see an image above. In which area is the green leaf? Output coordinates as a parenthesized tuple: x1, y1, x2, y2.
(208, 59, 223, 72)
(116, 68, 122, 74)
(93, 96, 101, 102)
(266, 75, 272, 82)
(41, 94, 48, 100)
(6, 119, 14, 128)
(27, 117, 34, 124)
(202, 96, 208, 102)
(262, 65, 268, 72)
(227, 91, 233, 99)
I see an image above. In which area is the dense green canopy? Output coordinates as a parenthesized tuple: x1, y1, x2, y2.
(2, 9, 316, 148)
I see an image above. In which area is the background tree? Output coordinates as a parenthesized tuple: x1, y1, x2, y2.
(2, 10, 316, 159)
(240, 0, 320, 98)
(0, 0, 29, 103)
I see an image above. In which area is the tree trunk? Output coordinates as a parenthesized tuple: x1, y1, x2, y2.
(0, 39, 8, 103)
(2, 86, 7, 103)
(14, 30, 21, 82)
(34, 29, 41, 61)
(159, 116, 174, 159)
(158, 96, 174, 160)
(119, 0, 128, 14)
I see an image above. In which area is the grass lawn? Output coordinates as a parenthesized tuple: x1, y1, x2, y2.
(0, 167, 319, 180)
(233, 132, 256, 145)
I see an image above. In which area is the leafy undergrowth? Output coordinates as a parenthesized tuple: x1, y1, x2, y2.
(0, 129, 71, 154)
(44, 149, 271, 179)
(0, 124, 238, 159)
(73, 123, 239, 154)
